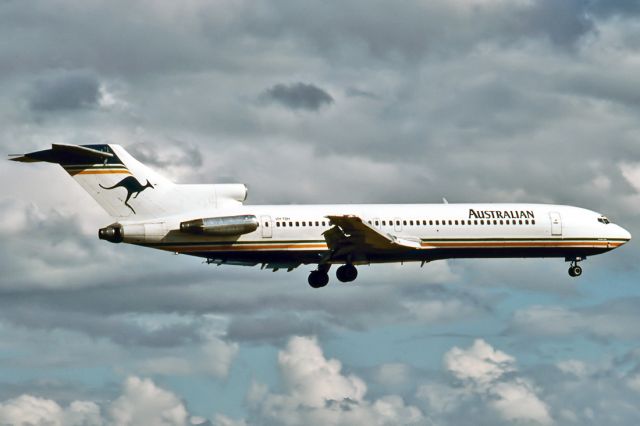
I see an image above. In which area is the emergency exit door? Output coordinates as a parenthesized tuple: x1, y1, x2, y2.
(549, 212, 562, 236)
(261, 215, 272, 238)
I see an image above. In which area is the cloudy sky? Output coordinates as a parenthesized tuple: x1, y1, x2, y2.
(1, 0, 640, 424)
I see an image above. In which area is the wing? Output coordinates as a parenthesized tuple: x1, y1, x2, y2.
(323, 215, 422, 260)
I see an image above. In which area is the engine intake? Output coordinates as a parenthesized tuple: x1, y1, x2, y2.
(180, 215, 258, 236)
(99, 223, 123, 243)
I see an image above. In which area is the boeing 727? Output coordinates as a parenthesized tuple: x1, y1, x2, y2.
(11, 144, 632, 288)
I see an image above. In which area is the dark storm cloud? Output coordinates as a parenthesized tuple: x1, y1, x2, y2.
(29, 71, 100, 112)
(521, 0, 593, 46)
(345, 87, 380, 100)
(589, 0, 640, 17)
(505, 297, 640, 341)
(226, 312, 332, 344)
(260, 82, 334, 111)
(1, 0, 639, 420)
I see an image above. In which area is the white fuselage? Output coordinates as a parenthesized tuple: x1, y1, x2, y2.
(122, 203, 631, 268)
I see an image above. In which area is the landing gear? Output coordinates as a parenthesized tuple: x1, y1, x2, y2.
(568, 264, 582, 277)
(336, 264, 358, 283)
(567, 257, 584, 277)
(308, 264, 330, 288)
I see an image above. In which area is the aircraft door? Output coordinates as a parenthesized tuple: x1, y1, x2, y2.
(394, 217, 402, 232)
(261, 215, 272, 238)
(549, 212, 562, 236)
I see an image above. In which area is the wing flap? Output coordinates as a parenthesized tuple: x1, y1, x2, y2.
(324, 215, 423, 252)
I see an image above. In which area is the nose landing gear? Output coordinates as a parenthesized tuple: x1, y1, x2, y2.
(567, 257, 584, 277)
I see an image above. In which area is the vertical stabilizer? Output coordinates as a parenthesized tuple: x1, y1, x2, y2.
(11, 144, 174, 219)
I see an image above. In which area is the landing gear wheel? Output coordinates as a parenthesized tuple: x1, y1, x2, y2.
(336, 264, 358, 283)
(568, 265, 582, 277)
(308, 271, 329, 288)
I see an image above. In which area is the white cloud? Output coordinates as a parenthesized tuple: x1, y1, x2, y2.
(0, 394, 102, 426)
(489, 380, 552, 425)
(277, 336, 367, 407)
(109, 376, 188, 426)
(138, 336, 238, 379)
(620, 163, 640, 193)
(419, 339, 552, 425)
(0, 376, 194, 426)
(444, 338, 515, 385)
(556, 359, 589, 378)
(247, 336, 423, 426)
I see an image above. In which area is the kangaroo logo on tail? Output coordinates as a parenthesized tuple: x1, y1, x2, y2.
(99, 176, 154, 214)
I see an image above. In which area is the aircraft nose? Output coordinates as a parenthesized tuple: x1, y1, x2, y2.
(617, 225, 632, 244)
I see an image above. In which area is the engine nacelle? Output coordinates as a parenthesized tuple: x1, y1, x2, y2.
(180, 215, 258, 236)
(99, 222, 165, 244)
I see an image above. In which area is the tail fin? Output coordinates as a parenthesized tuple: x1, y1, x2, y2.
(11, 144, 176, 219)
(11, 144, 248, 220)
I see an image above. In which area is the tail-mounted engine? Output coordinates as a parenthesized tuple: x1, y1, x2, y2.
(180, 215, 258, 236)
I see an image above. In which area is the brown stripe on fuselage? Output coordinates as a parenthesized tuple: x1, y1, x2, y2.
(159, 243, 329, 253)
(151, 239, 623, 254)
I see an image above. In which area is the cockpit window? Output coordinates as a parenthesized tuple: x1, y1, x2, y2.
(597, 216, 610, 224)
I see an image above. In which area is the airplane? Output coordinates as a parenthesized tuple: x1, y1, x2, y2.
(10, 143, 632, 288)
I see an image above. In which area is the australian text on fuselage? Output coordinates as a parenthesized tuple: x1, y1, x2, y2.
(468, 209, 535, 220)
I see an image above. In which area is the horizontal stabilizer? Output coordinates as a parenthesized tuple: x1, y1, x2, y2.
(9, 144, 113, 164)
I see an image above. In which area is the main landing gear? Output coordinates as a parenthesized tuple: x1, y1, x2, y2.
(308, 264, 330, 288)
(567, 257, 584, 277)
(336, 264, 358, 283)
(308, 264, 359, 288)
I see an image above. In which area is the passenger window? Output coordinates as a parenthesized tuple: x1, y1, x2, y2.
(532, 220, 536, 225)
(455, 220, 459, 225)
(429, 220, 433, 225)
(265, 222, 269, 227)
(409, 220, 414, 226)
(403, 220, 407, 226)
(448, 220, 452, 225)
(474, 220, 478, 225)
(519, 220, 523, 225)
(435, 220, 439, 225)
(375, 221, 379, 226)
(525, 220, 529, 225)
(481, 220, 485, 225)
(315, 221, 319, 226)
(505, 220, 509, 225)
(382, 220, 386, 226)
(493, 220, 497, 225)
(499, 220, 503, 225)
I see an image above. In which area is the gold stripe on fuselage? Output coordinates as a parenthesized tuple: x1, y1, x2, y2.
(153, 239, 622, 253)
